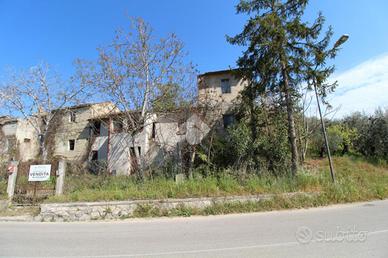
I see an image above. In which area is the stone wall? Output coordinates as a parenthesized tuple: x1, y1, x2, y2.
(37, 192, 313, 222)
(197, 71, 248, 114)
(1, 119, 38, 162)
(53, 102, 117, 162)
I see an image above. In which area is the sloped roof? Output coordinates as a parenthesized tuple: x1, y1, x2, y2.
(198, 68, 239, 77)
(0, 116, 18, 125)
(88, 107, 207, 125)
(88, 110, 141, 121)
(55, 101, 116, 111)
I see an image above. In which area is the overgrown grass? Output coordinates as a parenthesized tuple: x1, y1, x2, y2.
(46, 156, 388, 209)
(0, 178, 7, 199)
(0, 205, 40, 217)
(130, 194, 327, 218)
(46, 172, 324, 203)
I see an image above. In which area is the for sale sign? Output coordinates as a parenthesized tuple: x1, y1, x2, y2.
(28, 165, 51, 182)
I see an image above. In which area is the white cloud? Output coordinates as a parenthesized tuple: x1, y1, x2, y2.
(327, 53, 388, 117)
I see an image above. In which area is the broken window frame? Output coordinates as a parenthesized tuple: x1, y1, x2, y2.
(69, 111, 76, 123)
(113, 120, 124, 133)
(221, 78, 231, 94)
(91, 121, 101, 136)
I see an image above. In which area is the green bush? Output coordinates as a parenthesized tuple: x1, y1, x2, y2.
(46, 156, 388, 205)
(0, 179, 7, 199)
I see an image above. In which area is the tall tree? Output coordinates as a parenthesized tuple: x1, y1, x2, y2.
(75, 17, 196, 178)
(228, 0, 339, 175)
(0, 63, 89, 161)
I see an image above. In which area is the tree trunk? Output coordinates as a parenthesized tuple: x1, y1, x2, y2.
(188, 145, 196, 179)
(39, 130, 48, 163)
(281, 61, 299, 176)
(141, 61, 150, 118)
(41, 144, 48, 163)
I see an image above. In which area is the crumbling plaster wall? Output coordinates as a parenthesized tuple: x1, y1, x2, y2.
(53, 103, 117, 162)
(0, 119, 39, 162)
(108, 114, 156, 175)
(15, 119, 40, 161)
(198, 72, 247, 114)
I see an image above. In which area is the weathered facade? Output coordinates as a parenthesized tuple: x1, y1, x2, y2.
(51, 102, 118, 162)
(1, 69, 246, 175)
(88, 110, 210, 175)
(197, 69, 247, 128)
(0, 116, 39, 162)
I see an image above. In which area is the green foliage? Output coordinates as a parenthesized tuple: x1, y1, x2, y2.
(0, 179, 7, 199)
(306, 109, 388, 162)
(203, 122, 254, 170)
(152, 83, 189, 112)
(128, 160, 388, 218)
(309, 123, 358, 156)
(355, 110, 388, 159)
(46, 156, 388, 207)
(227, 0, 343, 175)
(200, 106, 290, 176)
(327, 124, 358, 154)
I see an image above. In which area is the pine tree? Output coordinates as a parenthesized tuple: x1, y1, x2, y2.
(228, 0, 340, 176)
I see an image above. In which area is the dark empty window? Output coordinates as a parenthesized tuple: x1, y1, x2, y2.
(221, 78, 231, 94)
(113, 120, 124, 133)
(69, 112, 76, 122)
(223, 114, 235, 128)
(69, 139, 75, 151)
(92, 121, 101, 136)
(151, 123, 156, 139)
(130, 147, 136, 156)
(130, 146, 141, 156)
(91, 151, 98, 161)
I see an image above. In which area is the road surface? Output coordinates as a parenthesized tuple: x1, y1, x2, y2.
(1, 199, 388, 258)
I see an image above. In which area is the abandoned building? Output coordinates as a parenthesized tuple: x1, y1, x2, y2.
(87, 110, 210, 175)
(0, 69, 246, 175)
(0, 102, 118, 164)
(197, 69, 247, 128)
(51, 102, 118, 161)
(0, 116, 40, 162)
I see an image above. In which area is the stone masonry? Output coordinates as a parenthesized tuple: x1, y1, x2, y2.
(37, 192, 315, 222)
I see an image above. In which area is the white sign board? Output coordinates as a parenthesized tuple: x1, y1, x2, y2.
(28, 165, 51, 182)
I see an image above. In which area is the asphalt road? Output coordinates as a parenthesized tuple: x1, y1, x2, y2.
(1, 200, 388, 258)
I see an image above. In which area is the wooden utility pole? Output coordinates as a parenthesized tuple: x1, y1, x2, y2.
(314, 83, 335, 183)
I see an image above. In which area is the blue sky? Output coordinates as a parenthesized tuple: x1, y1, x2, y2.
(1, 0, 387, 116)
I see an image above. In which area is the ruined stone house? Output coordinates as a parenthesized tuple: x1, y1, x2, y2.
(88, 109, 210, 175)
(0, 116, 40, 163)
(50, 102, 118, 162)
(67, 69, 247, 175)
(0, 102, 117, 165)
(197, 69, 248, 128)
(1, 69, 246, 174)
